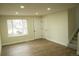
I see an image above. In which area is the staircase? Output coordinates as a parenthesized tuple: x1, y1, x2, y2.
(68, 29, 79, 50)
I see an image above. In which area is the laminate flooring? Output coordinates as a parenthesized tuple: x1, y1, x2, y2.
(2, 39, 76, 56)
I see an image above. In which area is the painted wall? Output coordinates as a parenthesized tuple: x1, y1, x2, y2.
(68, 8, 77, 40)
(0, 16, 42, 46)
(42, 10, 69, 46)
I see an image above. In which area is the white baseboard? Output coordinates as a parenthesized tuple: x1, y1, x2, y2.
(2, 39, 35, 46)
(46, 38, 68, 47)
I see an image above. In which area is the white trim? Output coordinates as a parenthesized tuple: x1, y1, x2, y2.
(2, 39, 35, 46)
(46, 38, 68, 47)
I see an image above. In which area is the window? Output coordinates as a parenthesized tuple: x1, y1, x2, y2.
(7, 19, 28, 37)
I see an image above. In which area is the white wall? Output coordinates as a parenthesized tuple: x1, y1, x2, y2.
(0, 16, 42, 46)
(42, 10, 69, 46)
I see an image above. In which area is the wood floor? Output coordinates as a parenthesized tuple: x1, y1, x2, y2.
(2, 39, 76, 56)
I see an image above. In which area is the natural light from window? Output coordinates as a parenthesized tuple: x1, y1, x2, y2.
(7, 19, 28, 37)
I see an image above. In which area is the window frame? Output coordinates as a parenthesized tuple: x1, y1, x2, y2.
(7, 19, 28, 37)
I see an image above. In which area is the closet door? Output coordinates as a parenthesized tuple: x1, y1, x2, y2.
(42, 16, 48, 39)
(33, 17, 42, 39)
(27, 18, 34, 40)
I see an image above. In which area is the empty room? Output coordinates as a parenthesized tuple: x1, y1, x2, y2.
(0, 3, 79, 56)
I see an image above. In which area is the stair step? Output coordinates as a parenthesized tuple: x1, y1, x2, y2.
(68, 43, 77, 50)
(73, 37, 77, 40)
(69, 28, 79, 50)
(74, 35, 77, 37)
(70, 40, 77, 44)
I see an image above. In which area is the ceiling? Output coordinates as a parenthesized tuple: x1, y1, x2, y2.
(0, 3, 78, 16)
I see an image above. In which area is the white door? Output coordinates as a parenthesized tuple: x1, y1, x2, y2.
(33, 17, 42, 39)
(42, 17, 48, 39)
